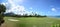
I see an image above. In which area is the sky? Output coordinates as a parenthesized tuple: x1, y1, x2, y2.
(0, 0, 60, 16)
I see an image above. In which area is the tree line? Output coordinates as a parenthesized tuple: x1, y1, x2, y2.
(4, 12, 47, 17)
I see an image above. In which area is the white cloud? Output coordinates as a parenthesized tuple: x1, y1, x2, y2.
(8, 0, 13, 4)
(12, 5, 26, 15)
(35, 12, 38, 14)
(2, 0, 36, 15)
(1, 3, 6, 5)
(51, 8, 57, 12)
(1, 2, 8, 6)
(13, 0, 23, 3)
(2, 0, 26, 15)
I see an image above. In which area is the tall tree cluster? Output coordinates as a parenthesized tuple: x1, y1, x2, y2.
(0, 4, 6, 26)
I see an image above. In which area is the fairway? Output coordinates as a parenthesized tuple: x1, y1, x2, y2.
(1, 17, 60, 27)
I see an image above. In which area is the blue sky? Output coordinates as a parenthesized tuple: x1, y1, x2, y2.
(0, 0, 60, 16)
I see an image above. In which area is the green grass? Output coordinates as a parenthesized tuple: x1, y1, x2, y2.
(4, 17, 60, 27)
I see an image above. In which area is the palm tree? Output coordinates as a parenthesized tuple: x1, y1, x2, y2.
(0, 4, 6, 26)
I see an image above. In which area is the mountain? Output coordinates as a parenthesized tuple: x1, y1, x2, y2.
(4, 12, 15, 16)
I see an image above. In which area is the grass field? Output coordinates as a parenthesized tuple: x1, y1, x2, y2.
(2, 17, 60, 27)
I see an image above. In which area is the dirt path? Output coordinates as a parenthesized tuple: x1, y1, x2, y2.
(1, 22, 7, 27)
(1, 21, 16, 27)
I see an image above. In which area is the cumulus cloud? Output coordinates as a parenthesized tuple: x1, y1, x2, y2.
(13, 0, 24, 4)
(1, 3, 6, 6)
(1, 0, 26, 15)
(51, 8, 57, 12)
(1, 2, 8, 6)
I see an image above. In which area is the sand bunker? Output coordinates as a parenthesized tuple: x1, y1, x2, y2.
(8, 19, 19, 21)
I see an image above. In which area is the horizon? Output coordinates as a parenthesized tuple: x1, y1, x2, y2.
(0, 0, 60, 16)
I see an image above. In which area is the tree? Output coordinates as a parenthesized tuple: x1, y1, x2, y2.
(0, 4, 6, 26)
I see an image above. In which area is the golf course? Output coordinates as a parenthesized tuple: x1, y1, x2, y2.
(1, 17, 60, 27)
